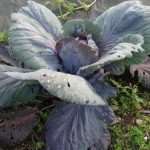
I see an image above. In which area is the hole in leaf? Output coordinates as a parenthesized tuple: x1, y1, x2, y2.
(10, 134, 14, 140)
(85, 100, 89, 104)
(31, 88, 34, 93)
(21, 62, 25, 68)
(67, 82, 70, 87)
(134, 70, 138, 76)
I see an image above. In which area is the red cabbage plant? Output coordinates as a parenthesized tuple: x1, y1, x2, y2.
(1, 1, 150, 149)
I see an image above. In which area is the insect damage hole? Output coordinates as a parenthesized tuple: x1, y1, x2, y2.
(43, 74, 47, 77)
(67, 82, 71, 87)
(85, 100, 89, 104)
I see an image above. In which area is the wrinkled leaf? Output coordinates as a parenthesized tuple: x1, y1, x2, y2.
(0, 107, 39, 148)
(95, 1, 144, 41)
(57, 37, 98, 74)
(95, 1, 150, 54)
(78, 41, 145, 77)
(44, 102, 115, 150)
(105, 34, 146, 75)
(0, 64, 40, 107)
(5, 69, 106, 105)
(130, 58, 150, 89)
(117, 34, 144, 45)
(20, 1, 62, 40)
(9, 0, 62, 71)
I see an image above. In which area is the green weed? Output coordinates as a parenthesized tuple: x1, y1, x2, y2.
(0, 29, 8, 43)
(44, 0, 97, 20)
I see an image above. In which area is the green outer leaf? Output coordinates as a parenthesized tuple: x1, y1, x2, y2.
(78, 41, 145, 77)
(0, 64, 39, 107)
(20, 0, 62, 40)
(105, 34, 146, 75)
(62, 19, 103, 48)
(5, 69, 106, 106)
(117, 34, 144, 45)
(9, 1, 62, 71)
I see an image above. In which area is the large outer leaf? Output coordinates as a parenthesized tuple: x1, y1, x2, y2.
(95, 0, 150, 53)
(57, 37, 98, 74)
(0, 65, 39, 107)
(44, 102, 115, 150)
(9, 1, 62, 70)
(5, 69, 106, 105)
(130, 58, 150, 89)
(95, 1, 144, 43)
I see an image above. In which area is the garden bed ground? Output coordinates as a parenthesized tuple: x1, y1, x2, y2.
(0, 72, 149, 150)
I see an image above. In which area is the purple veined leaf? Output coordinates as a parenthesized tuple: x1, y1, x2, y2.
(87, 134, 111, 150)
(0, 107, 39, 148)
(94, 1, 150, 55)
(9, 1, 63, 71)
(87, 72, 117, 101)
(0, 64, 40, 107)
(95, 1, 144, 41)
(44, 102, 115, 150)
(130, 57, 150, 89)
(56, 37, 98, 74)
(4, 69, 107, 105)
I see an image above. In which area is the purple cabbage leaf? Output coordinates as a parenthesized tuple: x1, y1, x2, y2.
(130, 57, 150, 89)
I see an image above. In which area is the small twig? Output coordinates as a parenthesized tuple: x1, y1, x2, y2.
(140, 110, 150, 114)
(88, 0, 97, 8)
(77, 0, 84, 5)
(40, 104, 55, 112)
(58, 0, 97, 20)
(58, 3, 64, 20)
